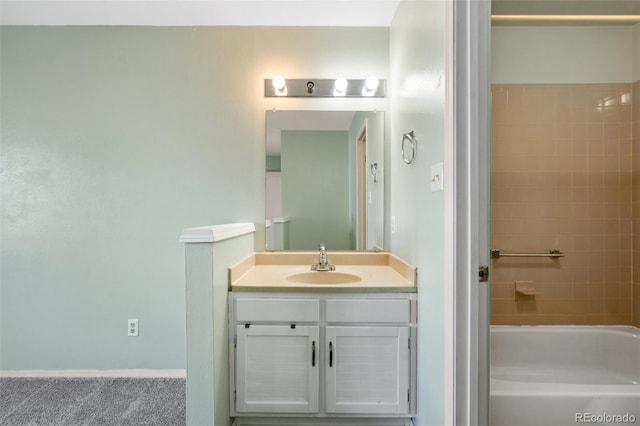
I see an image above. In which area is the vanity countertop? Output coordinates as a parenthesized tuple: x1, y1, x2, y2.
(229, 251, 417, 292)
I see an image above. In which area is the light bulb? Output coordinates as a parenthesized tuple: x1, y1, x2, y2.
(365, 76, 379, 91)
(334, 78, 348, 95)
(272, 75, 286, 91)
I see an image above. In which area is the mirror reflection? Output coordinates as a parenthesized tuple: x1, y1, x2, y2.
(265, 110, 385, 251)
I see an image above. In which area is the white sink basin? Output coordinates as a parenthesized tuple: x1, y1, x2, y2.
(286, 271, 362, 285)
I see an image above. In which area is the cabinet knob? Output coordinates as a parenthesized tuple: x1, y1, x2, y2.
(312, 341, 316, 367)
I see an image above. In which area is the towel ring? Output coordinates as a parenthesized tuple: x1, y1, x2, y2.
(402, 131, 416, 164)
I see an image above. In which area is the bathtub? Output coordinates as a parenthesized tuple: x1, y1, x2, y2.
(491, 326, 640, 426)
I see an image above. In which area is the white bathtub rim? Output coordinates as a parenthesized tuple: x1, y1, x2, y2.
(491, 324, 640, 338)
(491, 378, 640, 397)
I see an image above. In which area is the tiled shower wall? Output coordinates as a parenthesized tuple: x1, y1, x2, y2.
(491, 83, 634, 325)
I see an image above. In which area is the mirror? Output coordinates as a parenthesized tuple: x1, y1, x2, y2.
(265, 110, 385, 251)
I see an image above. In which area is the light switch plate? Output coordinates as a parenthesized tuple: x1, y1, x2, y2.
(431, 162, 444, 192)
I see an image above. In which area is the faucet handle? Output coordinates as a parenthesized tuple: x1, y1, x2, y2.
(319, 243, 326, 251)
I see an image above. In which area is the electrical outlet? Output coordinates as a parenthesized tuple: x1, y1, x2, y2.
(391, 216, 396, 234)
(128, 319, 139, 337)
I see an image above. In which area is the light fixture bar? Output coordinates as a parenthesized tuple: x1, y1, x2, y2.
(492, 14, 640, 23)
(264, 78, 386, 98)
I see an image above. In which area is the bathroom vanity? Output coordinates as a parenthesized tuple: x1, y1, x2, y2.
(228, 251, 417, 426)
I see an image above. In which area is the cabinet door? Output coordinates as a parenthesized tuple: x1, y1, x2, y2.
(325, 326, 409, 414)
(235, 325, 319, 413)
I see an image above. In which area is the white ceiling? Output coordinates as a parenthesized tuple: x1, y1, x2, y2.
(0, 0, 401, 26)
(3, 0, 638, 26)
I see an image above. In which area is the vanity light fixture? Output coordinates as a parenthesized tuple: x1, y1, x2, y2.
(264, 77, 386, 97)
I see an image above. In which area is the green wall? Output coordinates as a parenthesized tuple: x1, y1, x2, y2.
(0, 26, 389, 370)
(183, 232, 254, 426)
(281, 130, 351, 250)
(391, 1, 447, 425)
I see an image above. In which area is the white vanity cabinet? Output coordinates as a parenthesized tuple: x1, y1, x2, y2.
(325, 326, 409, 414)
(229, 292, 416, 425)
(233, 297, 320, 414)
(235, 324, 319, 413)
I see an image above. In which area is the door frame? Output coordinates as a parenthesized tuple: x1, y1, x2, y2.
(451, 0, 491, 425)
(356, 122, 368, 250)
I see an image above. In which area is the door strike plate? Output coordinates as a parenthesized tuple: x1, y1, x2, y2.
(479, 266, 489, 282)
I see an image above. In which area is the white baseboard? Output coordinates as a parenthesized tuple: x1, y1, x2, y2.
(0, 369, 186, 378)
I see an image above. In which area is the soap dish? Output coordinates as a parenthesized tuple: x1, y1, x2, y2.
(514, 281, 540, 300)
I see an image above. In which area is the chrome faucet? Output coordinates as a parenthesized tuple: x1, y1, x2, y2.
(311, 243, 335, 271)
